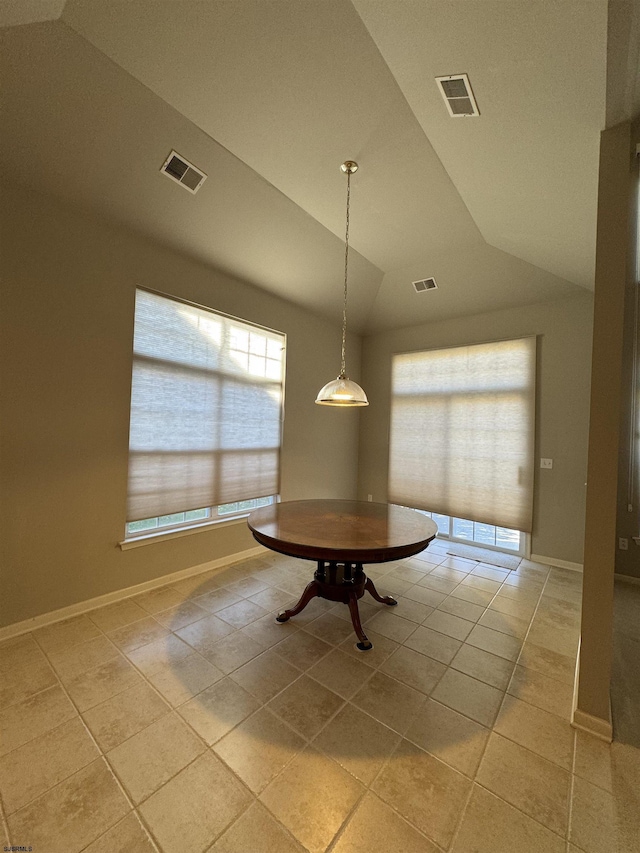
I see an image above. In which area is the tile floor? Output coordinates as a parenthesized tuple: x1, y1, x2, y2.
(1, 540, 639, 852)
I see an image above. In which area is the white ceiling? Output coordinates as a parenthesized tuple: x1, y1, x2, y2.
(2, 0, 635, 332)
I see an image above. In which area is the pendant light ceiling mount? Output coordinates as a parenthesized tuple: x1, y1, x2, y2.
(315, 160, 369, 408)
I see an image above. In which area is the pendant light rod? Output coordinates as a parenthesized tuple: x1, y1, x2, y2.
(339, 160, 357, 379)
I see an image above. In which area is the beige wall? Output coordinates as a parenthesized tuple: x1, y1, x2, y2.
(356, 294, 594, 564)
(0, 183, 361, 628)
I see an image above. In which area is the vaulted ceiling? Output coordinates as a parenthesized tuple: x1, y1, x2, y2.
(2, 1, 639, 331)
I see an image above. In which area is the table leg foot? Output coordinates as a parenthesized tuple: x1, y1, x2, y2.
(347, 591, 372, 650)
(365, 577, 397, 606)
(275, 580, 320, 624)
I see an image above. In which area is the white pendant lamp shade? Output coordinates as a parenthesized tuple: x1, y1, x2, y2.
(315, 376, 369, 406)
(316, 161, 369, 407)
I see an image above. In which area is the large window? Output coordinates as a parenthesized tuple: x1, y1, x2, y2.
(388, 337, 536, 534)
(125, 289, 285, 536)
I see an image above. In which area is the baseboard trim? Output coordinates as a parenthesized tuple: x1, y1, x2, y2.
(530, 553, 583, 573)
(614, 572, 640, 586)
(0, 545, 266, 642)
(570, 639, 613, 742)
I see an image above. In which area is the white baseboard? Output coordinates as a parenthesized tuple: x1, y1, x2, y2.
(570, 639, 613, 742)
(530, 553, 583, 573)
(0, 545, 266, 642)
(614, 572, 640, 586)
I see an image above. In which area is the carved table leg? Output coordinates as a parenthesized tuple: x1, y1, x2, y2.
(276, 580, 319, 623)
(347, 591, 372, 651)
(365, 577, 398, 606)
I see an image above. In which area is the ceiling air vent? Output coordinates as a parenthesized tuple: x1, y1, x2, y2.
(435, 74, 480, 117)
(160, 150, 207, 194)
(413, 277, 438, 293)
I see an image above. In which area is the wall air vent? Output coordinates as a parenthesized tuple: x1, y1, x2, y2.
(160, 150, 207, 194)
(413, 277, 438, 293)
(435, 74, 480, 117)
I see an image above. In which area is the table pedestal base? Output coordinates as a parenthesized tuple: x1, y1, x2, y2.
(276, 561, 397, 650)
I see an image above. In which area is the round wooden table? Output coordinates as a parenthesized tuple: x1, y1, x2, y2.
(247, 499, 437, 650)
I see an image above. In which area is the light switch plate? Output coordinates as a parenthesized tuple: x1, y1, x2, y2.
(540, 458, 553, 469)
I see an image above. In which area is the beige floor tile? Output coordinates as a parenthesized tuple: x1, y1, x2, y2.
(106, 712, 205, 804)
(213, 707, 305, 793)
(338, 629, 399, 666)
(500, 575, 543, 597)
(451, 643, 515, 690)
(240, 612, 300, 648)
(0, 655, 57, 708)
(472, 565, 510, 582)
(304, 612, 358, 645)
(274, 631, 333, 670)
(494, 695, 574, 769)
(147, 653, 224, 707)
(450, 585, 495, 606)
(134, 586, 186, 615)
(152, 600, 211, 631)
(216, 599, 269, 629)
(312, 703, 400, 785)
(82, 681, 170, 751)
(476, 733, 570, 836)
(452, 784, 565, 853)
(65, 655, 142, 711)
(127, 633, 195, 675)
(87, 599, 148, 633)
(249, 586, 294, 611)
(333, 791, 440, 853)
(178, 677, 260, 745)
(34, 615, 102, 654)
(7, 758, 129, 853)
(229, 648, 301, 703)
(569, 775, 616, 853)
(417, 574, 459, 594)
(193, 587, 243, 613)
(423, 610, 474, 641)
(226, 575, 270, 597)
(201, 630, 263, 674)
(47, 635, 121, 682)
(478, 608, 530, 639)
(430, 566, 470, 583)
(351, 671, 425, 734)
(268, 674, 344, 739)
(0, 717, 98, 814)
(574, 730, 613, 792)
(466, 624, 522, 661)
(527, 618, 579, 657)
(517, 640, 576, 685)
(82, 812, 157, 853)
(431, 668, 503, 726)
(380, 645, 446, 695)
(439, 556, 480, 572)
(170, 571, 223, 597)
(0, 684, 76, 756)
(489, 593, 537, 621)
(139, 752, 252, 853)
(406, 698, 489, 777)
(386, 565, 427, 583)
(260, 746, 364, 853)
(307, 648, 375, 699)
(210, 800, 306, 852)
(437, 595, 485, 623)
(365, 609, 417, 643)
(404, 625, 462, 665)
(106, 616, 170, 653)
(507, 664, 573, 718)
(403, 585, 447, 608)
(0, 634, 46, 674)
(390, 596, 435, 623)
(175, 614, 236, 654)
(460, 575, 502, 594)
(372, 738, 471, 848)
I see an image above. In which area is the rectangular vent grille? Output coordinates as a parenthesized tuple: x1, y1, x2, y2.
(435, 74, 480, 117)
(160, 150, 207, 194)
(413, 277, 438, 293)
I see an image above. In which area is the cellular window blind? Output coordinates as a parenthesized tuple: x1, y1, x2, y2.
(126, 289, 285, 523)
(388, 336, 536, 534)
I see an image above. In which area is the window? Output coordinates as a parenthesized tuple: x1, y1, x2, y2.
(125, 289, 285, 536)
(419, 510, 524, 555)
(388, 336, 536, 534)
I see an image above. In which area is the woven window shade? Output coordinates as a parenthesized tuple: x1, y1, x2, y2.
(126, 290, 285, 522)
(388, 337, 536, 533)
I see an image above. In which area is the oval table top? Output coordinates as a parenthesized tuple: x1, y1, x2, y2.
(247, 499, 437, 563)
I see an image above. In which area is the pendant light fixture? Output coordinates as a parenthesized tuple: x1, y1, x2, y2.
(315, 161, 369, 407)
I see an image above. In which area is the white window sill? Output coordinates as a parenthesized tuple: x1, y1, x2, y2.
(119, 513, 250, 550)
